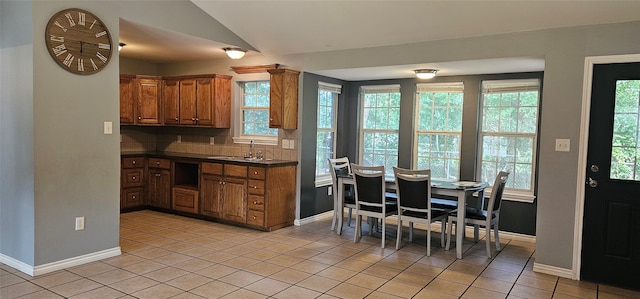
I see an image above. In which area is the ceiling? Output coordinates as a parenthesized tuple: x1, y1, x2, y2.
(119, 0, 640, 80)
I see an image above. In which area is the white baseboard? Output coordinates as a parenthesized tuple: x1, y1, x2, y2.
(533, 262, 574, 279)
(294, 211, 333, 226)
(0, 247, 121, 277)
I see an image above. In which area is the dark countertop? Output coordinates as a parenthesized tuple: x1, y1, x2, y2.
(121, 151, 298, 167)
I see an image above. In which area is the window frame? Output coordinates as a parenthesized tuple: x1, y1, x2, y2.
(413, 82, 465, 180)
(358, 84, 401, 175)
(477, 78, 541, 203)
(315, 82, 341, 187)
(232, 76, 278, 145)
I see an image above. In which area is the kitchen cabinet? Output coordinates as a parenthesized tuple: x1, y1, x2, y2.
(120, 74, 136, 124)
(201, 162, 248, 223)
(268, 69, 300, 129)
(172, 161, 199, 214)
(136, 76, 162, 125)
(172, 187, 199, 214)
(147, 158, 171, 209)
(248, 165, 296, 230)
(121, 157, 145, 210)
(168, 74, 232, 128)
(163, 79, 180, 125)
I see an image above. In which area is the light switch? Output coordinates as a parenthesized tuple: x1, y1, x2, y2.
(555, 139, 570, 152)
(103, 121, 112, 135)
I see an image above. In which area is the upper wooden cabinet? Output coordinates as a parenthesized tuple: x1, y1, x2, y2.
(136, 76, 162, 125)
(165, 74, 232, 128)
(119, 75, 136, 124)
(268, 69, 300, 129)
(119, 75, 162, 125)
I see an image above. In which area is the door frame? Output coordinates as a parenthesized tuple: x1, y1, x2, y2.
(573, 53, 640, 280)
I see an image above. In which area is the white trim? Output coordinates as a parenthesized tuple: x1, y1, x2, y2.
(314, 176, 332, 188)
(0, 247, 121, 277)
(232, 135, 278, 146)
(574, 53, 640, 282)
(294, 211, 333, 226)
(533, 262, 574, 280)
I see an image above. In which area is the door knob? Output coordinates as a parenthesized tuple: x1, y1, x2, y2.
(587, 177, 598, 188)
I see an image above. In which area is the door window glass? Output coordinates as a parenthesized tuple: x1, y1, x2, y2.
(610, 80, 640, 180)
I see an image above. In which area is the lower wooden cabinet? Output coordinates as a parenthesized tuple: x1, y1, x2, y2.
(121, 157, 145, 210)
(148, 158, 171, 209)
(172, 187, 199, 214)
(222, 177, 247, 223)
(201, 173, 223, 218)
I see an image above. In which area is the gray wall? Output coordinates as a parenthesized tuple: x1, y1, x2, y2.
(1, 0, 36, 266)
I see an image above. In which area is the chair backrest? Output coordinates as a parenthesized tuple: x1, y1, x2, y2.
(328, 157, 351, 196)
(351, 164, 385, 206)
(393, 167, 431, 210)
(486, 171, 510, 214)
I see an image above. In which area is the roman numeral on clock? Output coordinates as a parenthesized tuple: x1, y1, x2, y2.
(63, 53, 74, 67)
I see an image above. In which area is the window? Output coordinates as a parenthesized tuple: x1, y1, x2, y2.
(610, 80, 640, 181)
(478, 79, 540, 200)
(414, 82, 464, 179)
(316, 82, 341, 185)
(359, 85, 400, 174)
(240, 81, 278, 137)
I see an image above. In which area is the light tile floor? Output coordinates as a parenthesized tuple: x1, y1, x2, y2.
(2, 210, 640, 298)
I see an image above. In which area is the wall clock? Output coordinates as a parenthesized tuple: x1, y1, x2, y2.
(45, 8, 113, 75)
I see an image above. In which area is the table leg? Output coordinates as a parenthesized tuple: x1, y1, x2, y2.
(456, 192, 466, 259)
(336, 177, 345, 235)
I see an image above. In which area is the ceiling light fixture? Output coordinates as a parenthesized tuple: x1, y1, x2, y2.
(415, 69, 438, 79)
(118, 42, 126, 51)
(223, 47, 247, 59)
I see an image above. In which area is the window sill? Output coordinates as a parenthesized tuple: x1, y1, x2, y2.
(232, 136, 278, 146)
(480, 189, 536, 203)
(315, 176, 332, 188)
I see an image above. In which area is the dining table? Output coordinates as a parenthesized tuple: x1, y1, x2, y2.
(335, 173, 488, 259)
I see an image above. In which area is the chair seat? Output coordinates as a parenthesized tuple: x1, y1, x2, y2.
(450, 207, 495, 221)
(360, 200, 398, 213)
(401, 208, 448, 219)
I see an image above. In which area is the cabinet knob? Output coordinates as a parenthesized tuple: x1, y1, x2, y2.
(175, 117, 179, 121)
(253, 201, 257, 204)
(254, 171, 258, 175)
(253, 186, 257, 189)
(132, 176, 136, 180)
(138, 116, 142, 120)
(195, 118, 199, 121)
(156, 161, 160, 165)
(132, 196, 136, 199)
(253, 216, 256, 220)
(192, 118, 196, 121)
(132, 161, 136, 165)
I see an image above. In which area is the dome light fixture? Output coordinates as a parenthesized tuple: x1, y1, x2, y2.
(223, 47, 247, 59)
(415, 69, 438, 79)
(118, 42, 126, 51)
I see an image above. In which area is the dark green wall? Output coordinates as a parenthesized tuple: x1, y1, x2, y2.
(300, 72, 541, 235)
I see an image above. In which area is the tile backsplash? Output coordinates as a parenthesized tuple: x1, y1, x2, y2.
(121, 126, 298, 161)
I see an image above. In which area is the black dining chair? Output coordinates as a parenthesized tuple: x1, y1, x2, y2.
(328, 157, 356, 233)
(446, 171, 510, 258)
(351, 164, 398, 248)
(393, 167, 450, 255)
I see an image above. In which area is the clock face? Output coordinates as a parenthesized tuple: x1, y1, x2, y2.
(45, 8, 113, 75)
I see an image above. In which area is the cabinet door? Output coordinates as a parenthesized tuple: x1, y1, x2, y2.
(268, 69, 299, 129)
(120, 75, 136, 124)
(213, 77, 231, 128)
(179, 79, 197, 125)
(148, 168, 171, 208)
(269, 73, 283, 128)
(172, 187, 199, 214)
(163, 79, 180, 125)
(223, 177, 247, 223)
(196, 79, 213, 126)
(137, 78, 162, 125)
(122, 168, 144, 188)
(201, 174, 223, 217)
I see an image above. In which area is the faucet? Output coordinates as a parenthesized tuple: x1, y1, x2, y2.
(249, 140, 254, 158)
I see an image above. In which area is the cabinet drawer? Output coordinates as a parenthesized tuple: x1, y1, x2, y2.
(248, 179, 265, 195)
(122, 187, 144, 208)
(248, 167, 266, 180)
(172, 187, 199, 214)
(122, 168, 144, 187)
(122, 157, 144, 168)
(224, 164, 247, 178)
(247, 210, 264, 226)
(148, 158, 170, 169)
(248, 195, 265, 211)
(202, 162, 223, 175)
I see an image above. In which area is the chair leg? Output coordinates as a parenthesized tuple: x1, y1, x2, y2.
(494, 223, 501, 251)
(347, 208, 353, 227)
(409, 222, 414, 242)
(485, 225, 492, 258)
(396, 218, 402, 250)
(474, 224, 480, 242)
(381, 218, 386, 248)
(440, 218, 446, 248)
(426, 222, 431, 256)
(354, 214, 361, 243)
(446, 217, 454, 250)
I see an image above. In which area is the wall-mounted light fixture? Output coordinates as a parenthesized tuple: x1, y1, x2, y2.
(118, 43, 126, 51)
(415, 69, 438, 79)
(223, 47, 247, 59)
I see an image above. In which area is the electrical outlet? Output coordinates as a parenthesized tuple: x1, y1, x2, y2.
(289, 140, 295, 149)
(210, 137, 215, 145)
(75, 217, 85, 231)
(555, 138, 570, 152)
(177, 135, 182, 143)
(282, 139, 289, 149)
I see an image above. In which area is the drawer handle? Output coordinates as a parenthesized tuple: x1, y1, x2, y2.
(253, 201, 258, 205)
(132, 195, 136, 199)
(138, 116, 142, 120)
(156, 161, 160, 165)
(175, 117, 178, 121)
(132, 176, 136, 180)
(132, 161, 136, 165)
(253, 186, 257, 189)
(253, 216, 256, 220)
(254, 171, 258, 175)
